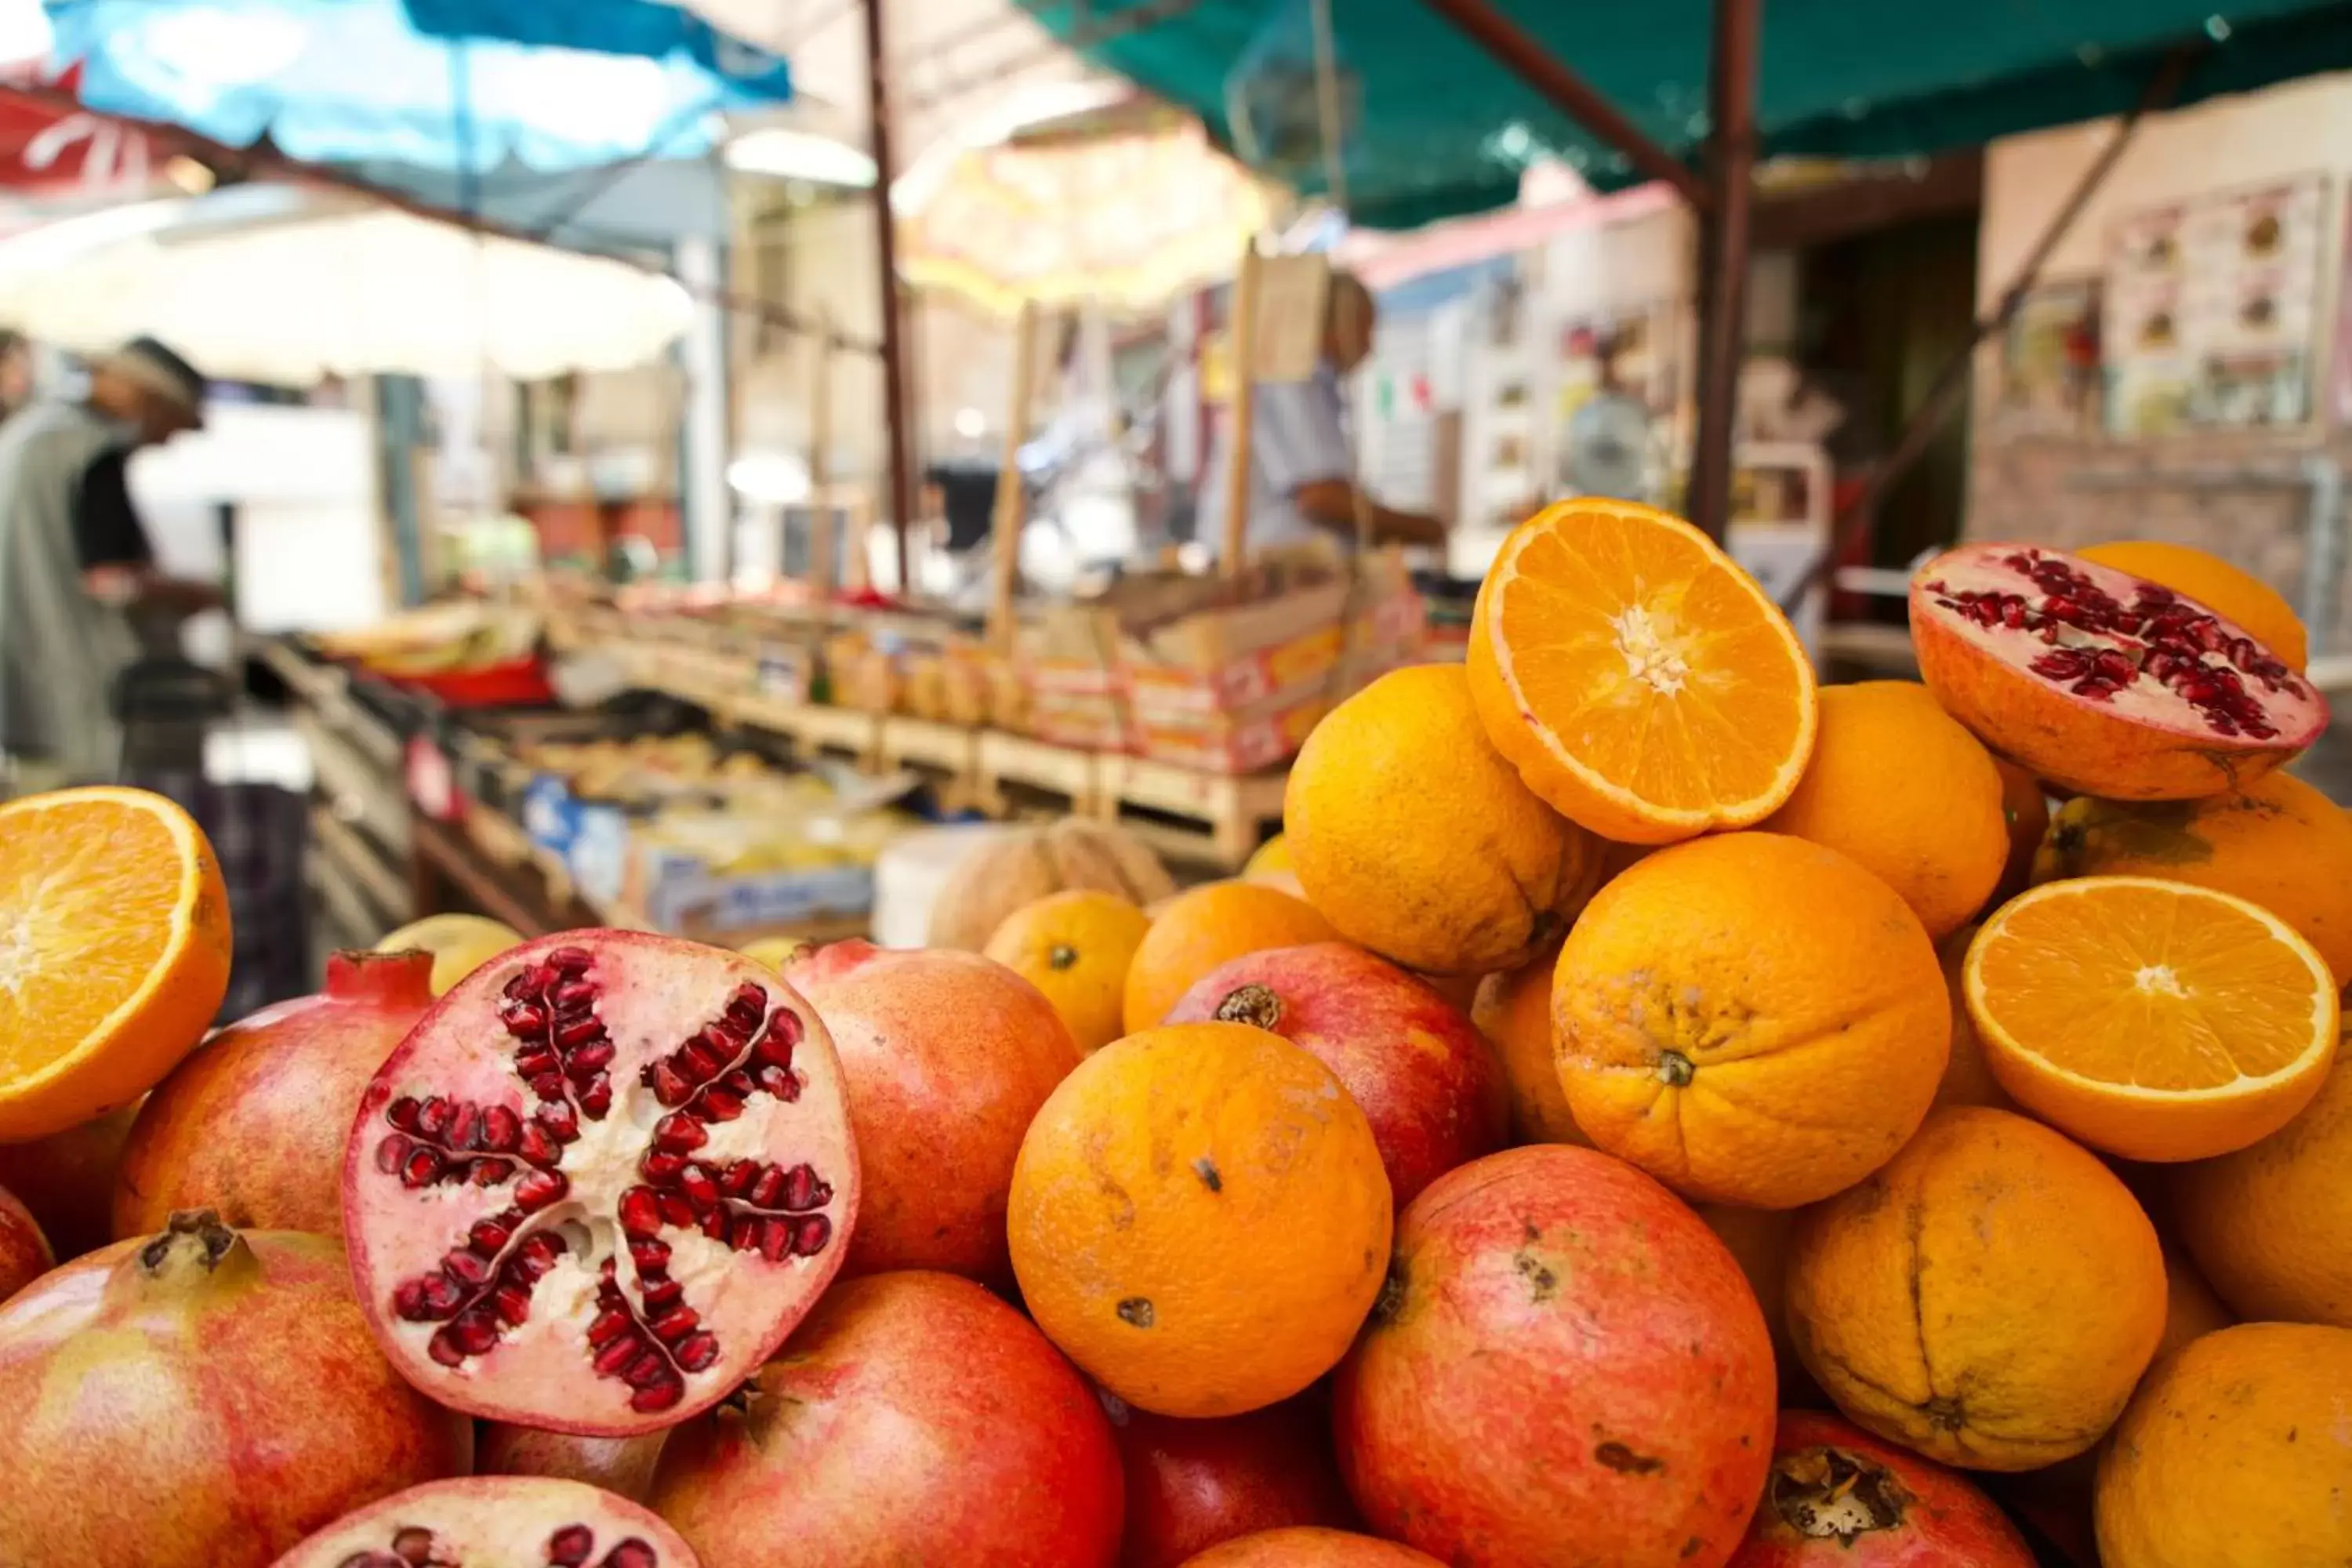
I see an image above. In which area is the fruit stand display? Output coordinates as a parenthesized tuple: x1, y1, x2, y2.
(4, 503, 2352, 1568)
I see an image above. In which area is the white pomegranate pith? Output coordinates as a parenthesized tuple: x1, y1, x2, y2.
(345, 932, 857, 1434)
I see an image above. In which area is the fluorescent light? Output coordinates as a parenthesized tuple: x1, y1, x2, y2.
(953, 406, 985, 438)
(724, 127, 875, 189)
(728, 452, 811, 505)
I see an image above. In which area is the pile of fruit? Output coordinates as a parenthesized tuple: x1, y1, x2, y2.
(1, 502, 2347, 1568)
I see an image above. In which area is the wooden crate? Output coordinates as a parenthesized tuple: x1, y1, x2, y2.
(976, 730, 1108, 819)
(879, 717, 983, 813)
(1099, 754, 1287, 870)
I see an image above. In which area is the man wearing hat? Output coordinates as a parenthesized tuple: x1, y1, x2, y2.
(0, 337, 216, 793)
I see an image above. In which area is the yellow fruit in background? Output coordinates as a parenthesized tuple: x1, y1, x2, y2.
(2096, 1323, 2352, 1567)
(1243, 835, 1291, 879)
(1788, 1106, 2168, 1470)
(1469, 938, 1584, 1146)
(1966, 877, 2338, 1162)
(2079, 539, 2308, 670)
(2034, 771, 2352, 985)
(984, 889, 1151, 1053)
(1761, 681, 2009, 939)
(376, 913, 523, 997)
(2171, 1058, 2352, 1327)
(1286, 665, 1602, 977)
(1552, 833, 1947, 1209)
(738, 935, 816, 973)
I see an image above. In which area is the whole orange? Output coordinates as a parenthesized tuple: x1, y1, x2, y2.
(2079, 539, 2308, 670)
(1285, 664, 1602, 976)
(1552, 833, 1948, 1208)
(1470, 936, 1585, 1146)
(1788, 1106, 2168, 1470)
(1007, 1022, 1391, 1418)
(1991, 757, 2048, 901)
(2170, 1058, 2352, 1326)
(2096, 1323, 2352, 1566)
(985, 889, 1152, 1052)
(1933, 928, 2014, 1112)
(1761, 681, 2008, 939)
(1122, 884, 1338, 1035)
(2034, 770, 2352, 985)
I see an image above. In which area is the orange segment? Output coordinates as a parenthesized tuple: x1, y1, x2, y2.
(1965, 876, 2336, 1162)
(1465, 499, 1817, 843)
(0, 787, 231, 1138)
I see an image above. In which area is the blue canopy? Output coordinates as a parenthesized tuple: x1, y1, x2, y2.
(44, 0, 791, 172)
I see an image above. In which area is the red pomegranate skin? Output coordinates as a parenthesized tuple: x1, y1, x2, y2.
(0, 1181, 51, 1301)
(1112, 1391, 1358, 1568)
(1180, 1527, 1446, 1566)
(0, 1101, 139, 1259)
(651, 1270, 1124, 1566)
(114, 949, 435, 1237)
(0, 1214, 472, 1568)
(476, 1421, 668, 1504)
(786, 941, 1082, 1279)
(1164, 942, 1508, 1207)
(1334, 1145, 1776, 1568)
(1728, 1410, 2035, 1567)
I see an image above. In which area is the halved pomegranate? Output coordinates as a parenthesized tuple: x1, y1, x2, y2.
(341, 931, 858, 1436)
(1911, 543, 2325, 800)
(273, 1476, 698, 1567)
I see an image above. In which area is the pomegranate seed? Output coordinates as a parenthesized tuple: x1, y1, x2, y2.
(730, 1214, 761, 1252)
(502, 1002, 549, 1036)
(392, 1527, 437, 1563)
(593, 1333, 646, 1376)
(618, 1187, 662, 1238)
(730, 981, 768, 1014)
(793, 1215, 833, 1256)
(548, 946, 593, 975)
(629, 1239, 672, 1273)
(503, 972, 536, 1001)
(468, 1157, 514, 1187)
(700, 1207, 731, 1242)
(516, 1122, 560, 1168)
(534, 1100, 579, 1142)
(627, 1380, 683, 1416)
(755, 1064, 800, 1102)
(578, 1075, 613, 1119)
(525, 963, 561, 992)
(752, 1026, 797, 1069)
(641, 1150, 688, 1185)
(720, 1069, 758, 1098)
(416, 1098, 455, 1138)
(479, 1105, 521, 1152)
(514, 1045, 558, 1079)
(394, 1273, 466, 1321)
(555, 1017, 604, 1050)
(547, 1523, 595, 1566)
(514, 1169, 568, 1212)
(489, 1288, 534, 1331)
(718, 1160, 758, 1197)
(2071, 678, 2119, 702)
(433, 1308, 501, 1363)
(443, 1249, 492, 1288)
(653, 1114, 708, 1154)
(760, 1218, 794, 1262)
(648, 1306, 699, 1342)
(643, 1060, 694, 1106)
(516, 1229, 566, 1269)
(470, 1214, 517, 1254)
(385, 1097, 422, 1131)
(622, 1350, 671, 1389)
(564, 1040, 617, 1076)
(783, 1164, 831, 1211)
(698, 1087, 746, 1123)
(749, 1165, 786, 1208)
(401, 1148, 446, 1188)
(679, 1164, 720, 1207)
(376, 1134, 413, 1174)
(552, 979, 597, 1010)
(640, 1278, 684, 1315)
(587, 1308, 634, 1348)
(657, 1192, 695, 1229)
(680, 1038, 728, 1083)
(675, 1331, 721, 1372)
(528, 1072, 567, 1103)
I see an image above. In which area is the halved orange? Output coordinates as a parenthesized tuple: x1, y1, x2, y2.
(1465, 499, 1817, 844)
(0, 787, 232, 1138)
(1965, 876, 2337, 1162)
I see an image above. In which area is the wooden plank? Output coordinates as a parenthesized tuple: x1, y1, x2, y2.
(1101, 755, 1287, 870)
(976, 730, 1105, 817)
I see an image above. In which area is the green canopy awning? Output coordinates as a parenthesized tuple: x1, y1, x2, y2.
(1013, 1, 2352, 229)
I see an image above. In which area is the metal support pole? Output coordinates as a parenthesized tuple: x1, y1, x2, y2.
(1688, 0, 1759, 542)
(861, 0, 916, 592)
(1416, 0, 1710, 212)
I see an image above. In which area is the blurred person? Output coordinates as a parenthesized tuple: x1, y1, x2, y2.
(0, 332, 31, 420)
(1195, 269, 1444, 560)
(0, 337, 218, 794)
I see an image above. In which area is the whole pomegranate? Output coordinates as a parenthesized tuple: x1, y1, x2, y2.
(1334, 1145, 1776, 1568)
(0, 1100, 139, 1258)
(651, 1270, 1124, 1566)
(0, 1181, 51, 1300)
(274, 1475, 699, 1567)
(1112, 1391, 1358, 1568)
(114, 949, 435, 1238)
(785, 940, 1082, 1279)
(342, 930, 860, 1436)
(1164, 942, 1508, 1206)
(479, 1422, 669, 1504)
(1728, 1410, 2035, 1566)
(1911, 543, 2325, 799)
(0, 1210, 471, 1568)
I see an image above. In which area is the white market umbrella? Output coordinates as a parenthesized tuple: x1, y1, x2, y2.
(0, 183, 695, 381)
